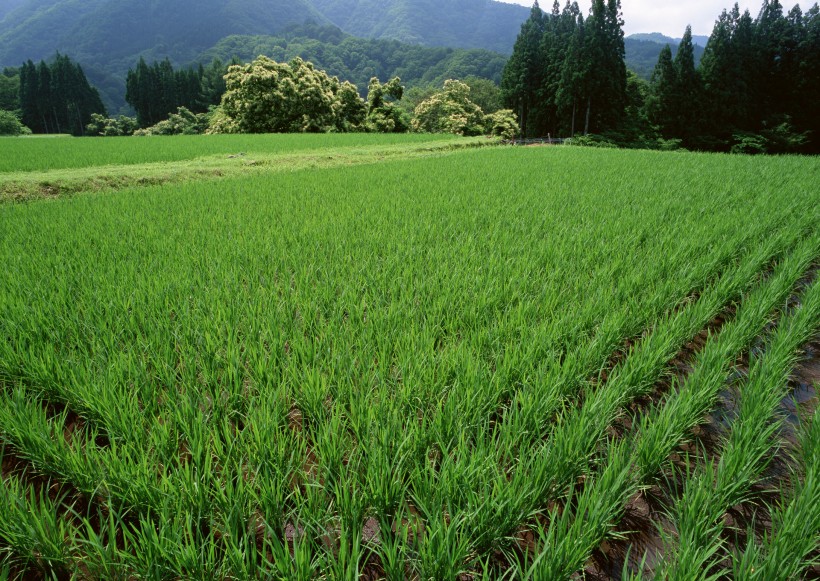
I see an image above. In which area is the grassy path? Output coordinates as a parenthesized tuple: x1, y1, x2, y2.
(0, 136, 493, 202)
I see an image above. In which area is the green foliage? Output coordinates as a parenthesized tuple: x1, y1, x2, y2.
(310, 0, 529, 54)
(461, 76, 504, 114)
(0, 109, 28, 135)
(134, 107, 210, 136)
(565, 134, 618, 148)
(0, 73, 18, 112)
(86, 113, 139, 137)
(412, 79, 485, 135)
(199, 27, 509, 101)
(365, 77, 407, 132)
(214, 56, 368, 133)
(19, 54, 106, 136)
(730, 132, 769, 155)
(646, 1, 820, 152)
(483, 109, 519, 140)
(502, 0, 627, 138)
(125, 58, 208, 128)
(624, 36, 705, 80)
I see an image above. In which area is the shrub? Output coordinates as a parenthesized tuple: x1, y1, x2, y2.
(0, 109, 29, 136)
(134, 107, 209, 136)
(484, 109, 519, 140)
(86, 114, 139, 136)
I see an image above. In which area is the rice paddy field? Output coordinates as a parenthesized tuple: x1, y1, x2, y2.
(0, 135, 818, 579)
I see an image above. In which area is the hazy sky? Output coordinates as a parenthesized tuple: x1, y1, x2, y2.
(497, 0, 816, 37)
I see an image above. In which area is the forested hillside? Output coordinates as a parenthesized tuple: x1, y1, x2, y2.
(0, 0, 716, 114)
(0, 0, 524, 112)
(310, 0, 529, 54)
(625, 36, 705, 79)
(199, 25, 508, 95)
(0, 0, 326, 71)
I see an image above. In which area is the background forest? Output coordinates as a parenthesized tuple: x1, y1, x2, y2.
(0, 0, 818, 153)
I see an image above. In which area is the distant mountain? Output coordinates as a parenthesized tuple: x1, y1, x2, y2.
(0, 0, 327, 70)
(625, 34, 706, 80)
(0, 0, 27, 21)
(310, 0, 530, 54)
(628, 32, 710, 48)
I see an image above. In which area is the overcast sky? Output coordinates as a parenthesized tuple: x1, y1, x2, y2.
(497, 0, 816, 37)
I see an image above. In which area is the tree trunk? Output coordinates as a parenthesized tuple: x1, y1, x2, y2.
(584, 96, 591, 136)
(571, 100, 576, 137)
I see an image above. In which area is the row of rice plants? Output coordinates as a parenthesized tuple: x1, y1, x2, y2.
(497, 231, 819, 579)
(494, 233, 818, 579)
(651, 265, 820, 579)
(731, 409, 820, 579)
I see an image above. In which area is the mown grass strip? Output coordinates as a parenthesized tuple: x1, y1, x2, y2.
(0, 137, 492, 202)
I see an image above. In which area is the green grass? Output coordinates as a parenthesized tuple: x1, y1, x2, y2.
(0, 143, 818, 578)
(0, 133, 487, 202)
(0, 133, 461, 173)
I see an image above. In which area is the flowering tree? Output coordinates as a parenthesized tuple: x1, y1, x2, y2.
(411, 79, 519, 138)
(411, 80, 486, 136)
(212, 56, 366, 133)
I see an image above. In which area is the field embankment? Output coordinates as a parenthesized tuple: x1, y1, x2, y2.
(0, 134, 485, 202)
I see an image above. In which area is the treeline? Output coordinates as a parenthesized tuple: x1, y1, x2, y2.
(18, 54, 106, 135)
(125, 58, 231, 127)
(502, 0, 627, 138)
(504, 0, 820, 153)
(650, 1, 820, 152)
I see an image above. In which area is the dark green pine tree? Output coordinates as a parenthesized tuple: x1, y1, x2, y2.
(126, 57, 205, 128)
(19, 60, 41, 133)
(17, 54, 105, 135)
(125, 57, 154, 127)
(645, 44, 677, 138)
(581, 0, 627, 134)
(200, 58, 233, 107)
(672, 26, 703, 144)
(794, 4, 820, 150)
(36, 61, 54, 133)
(753, 0, 789, 123)
(555, 12, 588, 136)
(699, 5, 756, 146)
(547, 1, 584, 136)
(501, 1, 546, 137)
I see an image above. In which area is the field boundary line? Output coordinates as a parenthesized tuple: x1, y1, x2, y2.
(0, 137, 496, 202)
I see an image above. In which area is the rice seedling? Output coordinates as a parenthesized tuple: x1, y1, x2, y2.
(730, 410, 820, 580)
(508, 233, 819, 579)
(652, 272, 820, 580)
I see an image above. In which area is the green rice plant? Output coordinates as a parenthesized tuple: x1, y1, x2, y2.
(731, 410, 820, 580)
(519, 235, 818, 579)
(0, 472, 74, 576)
(413, 512, 474, 580)
(654, 274, 820, 580)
